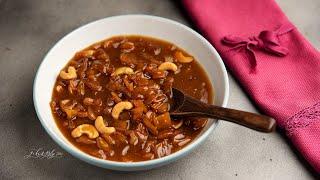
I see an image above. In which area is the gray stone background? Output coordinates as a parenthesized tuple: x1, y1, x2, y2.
(0, 0, 319, 179)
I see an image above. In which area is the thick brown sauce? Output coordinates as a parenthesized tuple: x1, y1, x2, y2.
(51, 35, 213, 162)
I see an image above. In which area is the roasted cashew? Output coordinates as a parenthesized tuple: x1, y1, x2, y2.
(60, 66, 77, 80)
(113, 67, 134, 76)
(95, 116, 116, 134)
(96, 137, 111, 152)
(158, 62, 178, 72)
(174, 51, 193, 63)
(111, 101, 133, 119)
(71, 124, 99, 139)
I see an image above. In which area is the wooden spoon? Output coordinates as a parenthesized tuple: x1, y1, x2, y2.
(170, 88, 276, 133)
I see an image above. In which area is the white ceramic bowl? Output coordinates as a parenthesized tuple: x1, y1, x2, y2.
(33, 15, 229, 171)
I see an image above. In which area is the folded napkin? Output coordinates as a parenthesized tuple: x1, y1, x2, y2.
(183, 0, 320, 172)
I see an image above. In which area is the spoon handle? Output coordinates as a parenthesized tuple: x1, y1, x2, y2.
(202, 105, 276, 132)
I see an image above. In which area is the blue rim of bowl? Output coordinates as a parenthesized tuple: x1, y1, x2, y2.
(33, 14, 229, 170)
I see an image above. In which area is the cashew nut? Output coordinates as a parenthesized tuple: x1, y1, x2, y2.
(113, 67, 134, 76)
(95, 116, 116, 134)
(96, 137, 111, 152)
(174, 51, 193, 63)
(158, 62, 178, 72)
(60, 66, 77, 80)
(71, 124, 99, 139)
(112, 101, 133, 119)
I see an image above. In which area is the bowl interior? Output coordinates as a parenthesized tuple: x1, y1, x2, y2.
(34, 15, 228, 170)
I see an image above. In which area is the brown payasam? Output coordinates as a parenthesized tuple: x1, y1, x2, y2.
(51, 35, 213, 162)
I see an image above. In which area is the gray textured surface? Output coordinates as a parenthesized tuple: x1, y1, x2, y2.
(0, 0, 319, 179)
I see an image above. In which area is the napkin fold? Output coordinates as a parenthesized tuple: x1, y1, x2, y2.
(183, 0, 320, 172)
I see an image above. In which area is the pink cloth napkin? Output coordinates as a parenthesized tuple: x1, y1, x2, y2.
(183, 0, 320, 172)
